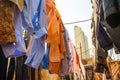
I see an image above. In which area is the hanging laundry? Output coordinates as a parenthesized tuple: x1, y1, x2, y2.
(10, 0, 24, 12)
(25, 36, 34, 56)
(48, 21, 66, 74)
(75, 52, 81, 75)
(41, 69, 60, 80)
(0, 0, 16, 43)
(41, 43, 50, 69)
(68, 38, 74, 74)
(22, 0, 48, 68)
(96, 1, 113, 50)
(102, 0, 120, 28)
(45, 0, 66, 74)
(1, 5, 26, 58)
(59, 28, 70, 77)
(98, 0, 120, 53)
(22, 0, 47, 38)
(97, 23, 113, 50)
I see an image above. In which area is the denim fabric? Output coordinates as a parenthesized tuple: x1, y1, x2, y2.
(1, 5, 26, 58)
(41, 43, 49, 69)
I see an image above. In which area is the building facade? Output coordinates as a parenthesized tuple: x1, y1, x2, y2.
(74, 26, 90, 60)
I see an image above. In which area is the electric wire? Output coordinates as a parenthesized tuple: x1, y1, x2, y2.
(64, 19, 92, 25)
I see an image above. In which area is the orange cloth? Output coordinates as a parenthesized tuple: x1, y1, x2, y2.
(49, 62, 61, 74)
(45, 0, 66, 74)
(48, 74, 60, 80)
(41, 69, 60, 80)
(41, 69, 49, 80)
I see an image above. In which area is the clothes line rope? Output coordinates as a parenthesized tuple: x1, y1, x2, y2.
(64, 19, 92, 25)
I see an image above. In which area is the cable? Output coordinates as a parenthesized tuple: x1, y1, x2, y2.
(64, 19, 92, 25)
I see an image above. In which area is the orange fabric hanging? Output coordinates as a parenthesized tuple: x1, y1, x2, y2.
(45, 0, 66, 74)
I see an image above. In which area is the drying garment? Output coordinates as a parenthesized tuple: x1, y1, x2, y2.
(0, 0, 16, 43)
(45, 0, 66, 74)
(48, 32, 66, 74)
(96, 1, 113, 50)
(1, 5, 26, 58)
(22, 0, 47, 68)
(10, 0, 24, 11)
(59, 29, 70, 77)
(25, 36, 47, 68)
(41, 69, 60, 80)
(102, 0, 120, 28)
(103, 23, 120, 53)
(97, 23, 113, 50)
(41, 43, 50, 69)
(22, 0, 47, 38)
(68, 38, 74, 74)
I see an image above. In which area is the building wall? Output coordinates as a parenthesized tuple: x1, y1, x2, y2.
(74, 26, 90, 59)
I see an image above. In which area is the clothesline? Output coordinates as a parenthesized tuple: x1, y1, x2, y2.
(64, 19, 92, 25)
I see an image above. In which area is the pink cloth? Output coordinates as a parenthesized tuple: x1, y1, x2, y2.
(68, 39, 74, 73)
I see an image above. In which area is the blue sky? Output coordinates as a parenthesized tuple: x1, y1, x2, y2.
(55, 0, 93, 49)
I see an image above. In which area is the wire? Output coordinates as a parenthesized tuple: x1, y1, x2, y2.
(64, 19, 92, 25)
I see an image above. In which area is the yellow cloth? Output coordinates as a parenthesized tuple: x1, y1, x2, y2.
(41, 69, 60, 80)
(10, 0, 24, 11)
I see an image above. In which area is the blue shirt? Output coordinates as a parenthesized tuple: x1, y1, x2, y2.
(22, 0, 48, 68)
(1, 5, 26, 58)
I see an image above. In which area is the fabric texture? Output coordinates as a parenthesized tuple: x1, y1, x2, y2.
(41, 43, 50, 69)
(97, 23, 113, 50)
(102, 0, 120, 28)
(1, 5, 26, 58)
(23, 0, 47, 68)
(10, 0, 24, 11)
(25, 37, 46, 68)
(45, 0, 66, 74)
(68, 38, 74, 73)
(100, 0, 120, 53)
(0, 0, 16, 43)
(59, 29, 70, 76)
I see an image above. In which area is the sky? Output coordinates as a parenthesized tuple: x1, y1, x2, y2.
(55, 0, 93, 51)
